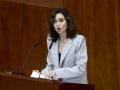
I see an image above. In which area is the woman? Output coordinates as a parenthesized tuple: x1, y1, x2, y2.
(41, 8, 88, 84)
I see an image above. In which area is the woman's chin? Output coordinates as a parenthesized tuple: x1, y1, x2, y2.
(56, 31, 62, 34)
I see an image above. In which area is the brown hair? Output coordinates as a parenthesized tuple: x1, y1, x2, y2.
(48, 8, 77, 42)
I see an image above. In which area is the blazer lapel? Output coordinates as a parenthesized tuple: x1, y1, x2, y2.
(60, 39, 73, 66)
(52, 40, 59, 68)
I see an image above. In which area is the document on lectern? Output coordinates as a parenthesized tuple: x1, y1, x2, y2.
(30, 70, 45, 79)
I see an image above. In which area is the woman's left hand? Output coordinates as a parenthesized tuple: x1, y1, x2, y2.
(45, 70, 56, 79)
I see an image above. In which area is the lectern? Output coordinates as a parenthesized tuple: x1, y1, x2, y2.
(0, 72, 95, 90)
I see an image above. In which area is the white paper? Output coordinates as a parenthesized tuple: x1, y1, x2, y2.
(30, 70, 45, 78)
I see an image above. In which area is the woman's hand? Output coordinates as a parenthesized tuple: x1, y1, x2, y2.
(45, 70, 56, 79)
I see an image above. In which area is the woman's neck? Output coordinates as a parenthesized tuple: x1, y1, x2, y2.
(59, 32, 67, 42)
(58, 33, 67, 53)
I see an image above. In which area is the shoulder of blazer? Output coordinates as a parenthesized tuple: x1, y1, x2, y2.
(73, 34, 86, 53)
(74, 34, 86, 43)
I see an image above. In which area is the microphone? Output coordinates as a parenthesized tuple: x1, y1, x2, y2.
(38, 40, 54, 73)
(18, 41, 42, 76)
(37, 40, 54, 78)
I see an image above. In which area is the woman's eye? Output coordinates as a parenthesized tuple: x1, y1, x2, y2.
(53, 18, 65, 23)
(59, 19, 64, 22)
(54, 20, 57, 23)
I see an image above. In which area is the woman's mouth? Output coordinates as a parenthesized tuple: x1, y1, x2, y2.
(56, 28, 61, 32)
(57, 28, 61, 29)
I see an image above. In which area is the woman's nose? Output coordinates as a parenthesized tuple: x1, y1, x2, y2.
(56, 22, 60, 26)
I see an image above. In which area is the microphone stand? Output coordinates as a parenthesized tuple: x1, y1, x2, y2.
(11, 42, 41, 76)
(19, 46, 35, 76)
(21, 42, 42, 75)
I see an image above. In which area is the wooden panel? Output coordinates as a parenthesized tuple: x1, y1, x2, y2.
(0, 72, 95, 90)
(2, 0, 63, 8)
(0, 1, 32, 72)
(0, 72, 59, 90)
(115, 0, 120, 89)
(0, 1, 51, 75)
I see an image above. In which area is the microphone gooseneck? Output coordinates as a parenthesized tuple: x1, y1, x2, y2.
(19, 41, 41, 75)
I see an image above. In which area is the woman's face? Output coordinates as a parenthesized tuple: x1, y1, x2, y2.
(53, 13, 67, 35)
